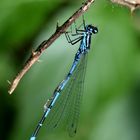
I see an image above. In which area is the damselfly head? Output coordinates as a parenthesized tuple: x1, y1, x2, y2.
(86, 25, 98, 34)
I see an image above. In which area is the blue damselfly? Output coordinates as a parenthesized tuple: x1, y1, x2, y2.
(30, 17, 98, 140)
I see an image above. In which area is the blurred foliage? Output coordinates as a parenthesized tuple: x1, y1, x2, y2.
(0, 0, 140, 140)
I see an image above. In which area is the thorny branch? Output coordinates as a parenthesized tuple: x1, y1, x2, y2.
(8, 0, 95, 94)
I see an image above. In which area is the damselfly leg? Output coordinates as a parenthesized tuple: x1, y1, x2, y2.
(65, 16, 86, 45)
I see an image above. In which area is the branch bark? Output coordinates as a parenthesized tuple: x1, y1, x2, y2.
(8, 0, 95, 94)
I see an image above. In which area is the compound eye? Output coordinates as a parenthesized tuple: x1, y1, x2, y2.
(93, 27, 98, 34)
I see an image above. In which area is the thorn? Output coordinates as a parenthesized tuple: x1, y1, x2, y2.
(32, 50, 36, 56)
(56, 20, 66, 33)
(7, 80, 11, 85)
(56, 20, 60, 30)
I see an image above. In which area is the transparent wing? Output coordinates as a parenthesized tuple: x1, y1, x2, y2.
(45, 53, 88, 136)
(66, 52, 88, 137)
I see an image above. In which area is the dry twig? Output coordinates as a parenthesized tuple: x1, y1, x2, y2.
(111, 0, 140, 12)
(8, 0, 95, 94)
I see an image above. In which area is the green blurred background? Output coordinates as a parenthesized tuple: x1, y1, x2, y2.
(0, 0, 140, 140)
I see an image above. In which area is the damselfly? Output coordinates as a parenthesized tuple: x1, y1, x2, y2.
(30, 17, 98, 140)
